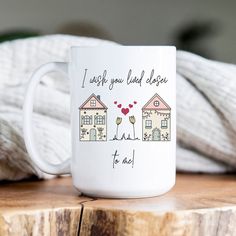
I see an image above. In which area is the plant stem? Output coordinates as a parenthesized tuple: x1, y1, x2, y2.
(116, 125, 119, 138)
(133, 124, 135, 139)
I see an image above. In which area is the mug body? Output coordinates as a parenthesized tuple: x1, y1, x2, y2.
(69, 46, 176, 198)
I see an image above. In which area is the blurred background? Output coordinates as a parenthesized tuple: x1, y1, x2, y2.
(0, 0, 235, 63)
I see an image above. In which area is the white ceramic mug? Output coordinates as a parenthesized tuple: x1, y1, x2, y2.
(23, 46, 176, 198)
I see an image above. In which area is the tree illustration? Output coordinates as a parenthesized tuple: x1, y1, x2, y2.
(115, 117, 122, 139)
(129, 116, 136, 139)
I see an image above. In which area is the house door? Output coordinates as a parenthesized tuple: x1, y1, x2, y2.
(152, 128, 160, 141)
(89, 128, 97, 141)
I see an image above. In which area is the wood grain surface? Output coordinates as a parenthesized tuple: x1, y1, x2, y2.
(0, 177, 91, 236)
(0, 174, 236, 236)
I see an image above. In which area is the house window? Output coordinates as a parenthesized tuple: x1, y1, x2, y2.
(95, 115, 105, 125)
(161, 120, 168, 129)
(153, 100, 159, 107)
(90, 100, 96, 107)
(145, 120, 152, 129)
(82, 115, 92, 125)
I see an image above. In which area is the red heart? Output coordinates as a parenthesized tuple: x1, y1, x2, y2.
(134, 101, 137, 104)
(118, 104, 122, 108)
(129, 104, 133, 108)
(114, 101, 117, 104)
(121, 108, 129, 115)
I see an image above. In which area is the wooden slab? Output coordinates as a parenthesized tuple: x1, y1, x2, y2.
(80, 174, 236, 236)
(0, 177, 91, 236)
(1, 174, 236, 235)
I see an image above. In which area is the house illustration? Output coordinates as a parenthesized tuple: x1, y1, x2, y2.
(142, 93, 171, 141)
(79, 94, 107, 141)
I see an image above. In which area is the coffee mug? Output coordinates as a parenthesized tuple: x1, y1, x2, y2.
(23, 46, 176, 198)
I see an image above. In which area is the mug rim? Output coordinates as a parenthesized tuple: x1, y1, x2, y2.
(70, 45, 176, 50)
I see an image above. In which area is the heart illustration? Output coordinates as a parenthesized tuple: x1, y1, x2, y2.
(114, 101, 117, 104)
(117, 104, 122, 108)
(121, 108, 129, 115)
(129, 104, 133, 108)
(134, 101, 137, 104)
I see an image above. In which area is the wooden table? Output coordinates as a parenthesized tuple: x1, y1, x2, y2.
(0, 174, 236, 236)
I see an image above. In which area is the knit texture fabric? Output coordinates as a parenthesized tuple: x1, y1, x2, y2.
(0, 35, 235, 180)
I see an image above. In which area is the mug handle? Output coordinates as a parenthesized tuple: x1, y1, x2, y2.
(23, 62, 71, 175)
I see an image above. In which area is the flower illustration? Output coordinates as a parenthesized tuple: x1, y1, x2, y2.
(116, 117, 122, 138)
(129, 116, 136, 139)
(97, 127, 104, 140)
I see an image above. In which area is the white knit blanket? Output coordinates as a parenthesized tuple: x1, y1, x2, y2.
(0, 35, 235, 181)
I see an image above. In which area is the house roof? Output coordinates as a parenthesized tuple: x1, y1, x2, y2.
(142, 93, 171, 110)
(79, 93, 107, 109)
